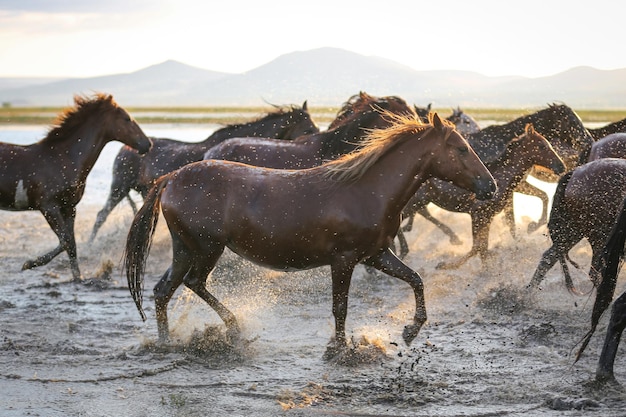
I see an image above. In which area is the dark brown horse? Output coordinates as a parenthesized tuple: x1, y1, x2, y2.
(0, 94, 152, 281)
(88, 102, 318, 242)
(528, 158, 626, 293)
(123, 113, 496, 354)
(588, 116, 626, 140)
(587, 133, 626, 161)
(574, 195, 626, 384)
(399, 124, 564, 268)
(203, 92, 415, 168)
(402, 104, 594, 242)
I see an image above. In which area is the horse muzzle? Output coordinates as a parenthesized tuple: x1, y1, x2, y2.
(136, 137, 153, 155)
(473, 176, 497, 201)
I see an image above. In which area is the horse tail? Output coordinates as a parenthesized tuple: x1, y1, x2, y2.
(547, 171, 580, 293)
(575, 196, 626, 362)
(123, 174, 170, 321)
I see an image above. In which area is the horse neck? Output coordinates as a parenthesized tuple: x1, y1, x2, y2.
(352, 132, 440, 215)
(201, 114, 295, 147)
(46, 118, 110, 180)
(487, 140, 538, 196)
(591, 117, 626, 139)
(320, 111, 383, 157)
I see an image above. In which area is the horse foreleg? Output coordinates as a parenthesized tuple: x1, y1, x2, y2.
(363, 248, 426, 346)
(596, 291, 626, 384)
(89, 181, 134, 243)
(516, 180, 550, 234)
(528, 245, 561, 290)
(395, 228, 409, 259)
(329, 261, 356, 351)
(417, 206, 462, 245)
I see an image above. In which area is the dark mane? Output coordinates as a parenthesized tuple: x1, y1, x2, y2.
(328, 92, 381, 129)
(216, 104, 307, 131)
(43, 93, 118, 145)
(466, 103, 574, 163)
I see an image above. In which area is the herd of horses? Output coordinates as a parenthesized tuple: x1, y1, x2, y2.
(3, 92, 626, 385)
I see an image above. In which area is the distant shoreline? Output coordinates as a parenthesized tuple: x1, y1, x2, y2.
(1, 106, 625, 126)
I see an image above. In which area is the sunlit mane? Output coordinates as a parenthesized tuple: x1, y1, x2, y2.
(323, 112, 455, 182)
(44, 93, 118, 143)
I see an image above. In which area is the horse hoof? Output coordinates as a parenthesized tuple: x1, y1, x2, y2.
(527, 222, 541, 234)
(436, 261, 454, 270)
(322, 339, 348, 361)
(450, 236, 463, 246)
(21, 261, 35, 271)
(402, 324, 422, 346)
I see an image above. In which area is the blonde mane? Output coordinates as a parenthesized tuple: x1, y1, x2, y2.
(323, 112, 455, 182)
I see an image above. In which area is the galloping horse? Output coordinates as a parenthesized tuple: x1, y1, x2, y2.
(203, 92, 415, 168)
(88, 102, 318, 242)
(528, 158, 626, 293)
(123, 113, 496, 354)
(0, 94, 152, 281)
(574, 196, 626, 384)
(402, 104, 593, 241)
(398, 124, 564, 268)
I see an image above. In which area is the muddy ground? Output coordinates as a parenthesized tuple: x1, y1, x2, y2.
(1, 201, 626, 416)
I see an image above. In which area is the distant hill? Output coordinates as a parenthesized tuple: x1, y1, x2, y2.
(1, 47, 625, 108)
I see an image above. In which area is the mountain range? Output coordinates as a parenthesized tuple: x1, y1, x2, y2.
(1, 47, 625, 108)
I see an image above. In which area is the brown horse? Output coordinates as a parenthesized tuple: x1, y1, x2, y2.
(88, 102, 318, 242)
(123, 113, 496, 354)
(0, 93, 152, 281)
(573, 195, 626, 384)
(587, 132, 626, 161)
(399, 124, 564, 268)
(402, 104, 593, 241)
(528, 158, 626, 293)
(203, 92, 415, 168)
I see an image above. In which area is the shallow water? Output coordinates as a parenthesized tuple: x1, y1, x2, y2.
(1, 124, 626, 416)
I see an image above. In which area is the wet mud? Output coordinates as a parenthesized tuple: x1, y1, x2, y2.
(1, 203, 626, 416)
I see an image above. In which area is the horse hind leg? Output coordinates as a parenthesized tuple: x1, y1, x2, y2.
(596, 291, 626, 384)
(25, 206, 81, 281)
(182, 246, 240, 340)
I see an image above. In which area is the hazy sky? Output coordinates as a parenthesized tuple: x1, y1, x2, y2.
(0, 0, 622, 78)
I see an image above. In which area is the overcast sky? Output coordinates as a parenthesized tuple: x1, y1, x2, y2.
(0, 0, 622, 78)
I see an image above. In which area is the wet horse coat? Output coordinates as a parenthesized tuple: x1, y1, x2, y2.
(123, 113, 496, 353)
(0, 94, 152, 280)
(89, 102, 319, 242)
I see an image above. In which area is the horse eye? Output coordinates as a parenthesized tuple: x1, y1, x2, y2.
(458, 146, 469, 154)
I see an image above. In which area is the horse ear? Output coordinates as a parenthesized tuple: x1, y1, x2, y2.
(525, 123, 535, 135)
(432, 112, 443, 130)
(302, 100, 308, 111)
(426, 103, 432, 111)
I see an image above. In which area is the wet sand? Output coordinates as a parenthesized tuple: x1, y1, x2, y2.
(1, 201, 626, 416)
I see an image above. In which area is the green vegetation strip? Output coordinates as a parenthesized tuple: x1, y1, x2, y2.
(0, 106, 625, 126)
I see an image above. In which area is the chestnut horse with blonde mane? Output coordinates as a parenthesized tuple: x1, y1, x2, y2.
(123, 113, 496, 356)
